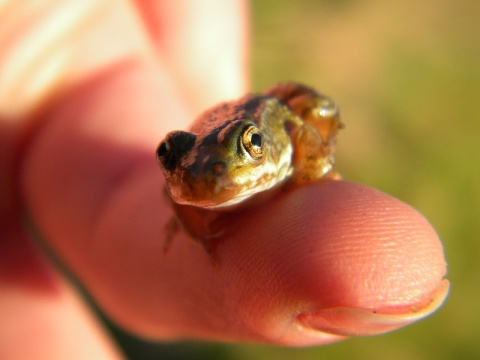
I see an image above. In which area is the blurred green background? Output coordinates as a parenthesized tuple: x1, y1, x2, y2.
(113, 0, 480, 358)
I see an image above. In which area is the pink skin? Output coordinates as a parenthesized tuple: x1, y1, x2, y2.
(1, 0, 447, 356)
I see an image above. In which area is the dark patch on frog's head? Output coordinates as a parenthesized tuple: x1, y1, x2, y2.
(224, 94, 271, 118)
(216, 94, 271, 123)
(236, 95, 282, 127)
(190, 94, 272, 135)
(240, 95, 270, 115)
(156, 131, 197, 172)
(197, 119, 237, 147)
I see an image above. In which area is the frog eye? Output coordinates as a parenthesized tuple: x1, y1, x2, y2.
(156, 131, 196, 171)
(241, 125, 264, 160)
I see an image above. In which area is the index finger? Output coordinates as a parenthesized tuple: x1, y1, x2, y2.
(21, 61, 447, 345)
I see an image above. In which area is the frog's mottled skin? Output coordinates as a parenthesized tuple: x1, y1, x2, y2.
(156, 83, 342, 211)
(156, 83, 343, 258)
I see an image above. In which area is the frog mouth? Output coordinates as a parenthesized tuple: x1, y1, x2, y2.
(168, 165, 281, 209)
(192, 162, 293, 209)
(166, 142, 294, 209)
(166, 164, 239, 208)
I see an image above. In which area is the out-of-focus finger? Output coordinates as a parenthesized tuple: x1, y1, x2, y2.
(134, 0, 248, 112)
(0, 0, 153, 121)
(0, 0, 160, 219)
(0, 222, 123, 359)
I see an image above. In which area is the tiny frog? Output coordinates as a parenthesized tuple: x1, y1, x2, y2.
(156, 83, 343, 257)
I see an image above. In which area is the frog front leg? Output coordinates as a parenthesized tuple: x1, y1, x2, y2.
(264, 82, 343, 181)
(168, 202, 227, 265)
(288, 122, 335, 182)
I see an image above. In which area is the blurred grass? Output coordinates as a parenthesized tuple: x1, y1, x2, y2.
(246, 0, 480, 359)
(115, 0, 480, 358)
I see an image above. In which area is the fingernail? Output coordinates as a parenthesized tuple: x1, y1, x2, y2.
(298, 279, 449, 336)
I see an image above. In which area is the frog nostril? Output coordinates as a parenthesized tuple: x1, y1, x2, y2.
(156, 140, 176, 171)
(156, 131, 197, 171)
(156, 141, 169, 158)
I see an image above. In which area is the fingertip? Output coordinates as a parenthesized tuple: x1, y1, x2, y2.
(297, 279, 450, 337)
(218, 180, 447, 343)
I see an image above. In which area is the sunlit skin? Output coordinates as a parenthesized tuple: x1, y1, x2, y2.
(0, 0, 448, 356)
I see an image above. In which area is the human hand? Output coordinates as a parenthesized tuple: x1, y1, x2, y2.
(0, 1, 448, 358)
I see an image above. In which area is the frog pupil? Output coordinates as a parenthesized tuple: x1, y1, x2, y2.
(251, 133, 262, 147)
